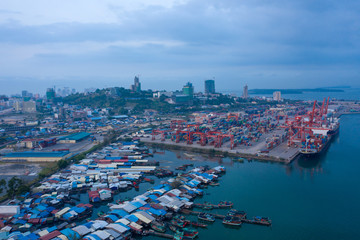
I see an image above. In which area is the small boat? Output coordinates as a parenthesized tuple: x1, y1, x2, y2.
(252, 216, 272, 225)
(182, 227, 199, 239)
(144, 178, 155, 183)
(169, 224, 179, 232)
(232, 157, 245, 162)
(202, 204, 213, 210)
(151, 221, 166, 233)
(198, 213, 215, 222)
(227, 209, 246, 218)
(222, 216, 242, 226)
(171, 219, 187, 228)
(173, 230, 184, 240)
(97, 211, 105, 217)
(218, 201, 233, 208)
(189, 221, 207, 228)
(209, 182, 220, 186)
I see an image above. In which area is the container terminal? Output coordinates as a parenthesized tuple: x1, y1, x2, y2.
(140, 97, 341, 163)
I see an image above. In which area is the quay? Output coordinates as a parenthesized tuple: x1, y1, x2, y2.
(145, 230, 174, 239)
(181, 209, 271, 226)
(181, 209, 226, 219)
(141, 138, 300, 164)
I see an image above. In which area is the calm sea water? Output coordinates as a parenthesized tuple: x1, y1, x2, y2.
(72, 114, 360, 240)
(144, 114, 360, 240)
(223, 88, 360, 101)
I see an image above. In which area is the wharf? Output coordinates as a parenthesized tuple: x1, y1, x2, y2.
(181, 209, 225, 219)
(146, 230, 174, 239)
(141, 138, 299, 164)
(182, 209, 271, 226)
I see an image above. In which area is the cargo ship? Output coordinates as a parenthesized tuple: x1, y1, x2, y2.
(299, 118, 339, 157)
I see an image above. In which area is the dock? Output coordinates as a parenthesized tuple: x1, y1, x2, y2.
(145, 230, 174, 239)
(181, 209, 271, 226)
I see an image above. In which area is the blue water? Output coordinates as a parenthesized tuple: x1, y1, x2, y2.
(223, 88, 360, 101)
(71, 114, 360, 239)
(145, 114, 360, 240)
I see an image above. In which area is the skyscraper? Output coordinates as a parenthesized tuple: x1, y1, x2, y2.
(182, 82, 194, 98)
(130, 76, 141, 92)
(243, 84, 248, 98)
(46, 88, 56, 100)
(273, 91, 282, 101)
(205, 80, 215, 94)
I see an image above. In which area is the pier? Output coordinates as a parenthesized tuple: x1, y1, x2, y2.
(181, 209, 271, 226)
(145, 230, 174, 239)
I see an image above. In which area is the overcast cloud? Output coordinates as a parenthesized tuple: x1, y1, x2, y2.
(0, 0, 359, 94)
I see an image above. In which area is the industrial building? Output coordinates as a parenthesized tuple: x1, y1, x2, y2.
(2, 151, 71, 162)
(58, 132, 91, 143)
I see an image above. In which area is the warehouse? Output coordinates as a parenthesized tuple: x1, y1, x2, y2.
(2, 151, 71, 162)
(58, 132, 91, 143)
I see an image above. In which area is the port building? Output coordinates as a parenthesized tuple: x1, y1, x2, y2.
(58, 132, 91, 144)
(2, 151, 71, 162)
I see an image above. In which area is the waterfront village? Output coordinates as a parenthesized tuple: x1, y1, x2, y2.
(0, 78, 359, 240)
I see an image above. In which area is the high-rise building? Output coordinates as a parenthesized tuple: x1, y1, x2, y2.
(273, 91, 282, 101)
(130, 76, 141, 92)
(46, 88, 56, 100)
(243, 84, 248, 98)
(205, 80, 215, 94)
(22, 90, 28, 98)
(182, 82, 194, 98)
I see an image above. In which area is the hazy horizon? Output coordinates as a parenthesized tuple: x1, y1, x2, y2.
(1, 0, 359, 95)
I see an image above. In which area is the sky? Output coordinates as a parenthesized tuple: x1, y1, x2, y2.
(0, 0, 359, 95)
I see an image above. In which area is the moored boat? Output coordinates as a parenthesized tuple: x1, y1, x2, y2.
(189, 221, 207, 228)
(198, 213, 215, 222)
(151, 221, 166, 233)
(222, 216, 242, 226)
(218, 201, 233, 208)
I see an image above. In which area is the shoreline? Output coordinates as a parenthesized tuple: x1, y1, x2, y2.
(141, 139, 293, 164)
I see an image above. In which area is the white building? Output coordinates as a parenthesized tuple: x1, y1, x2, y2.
(273, 91, 282, 101)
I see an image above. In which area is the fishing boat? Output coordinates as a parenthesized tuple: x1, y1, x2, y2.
(209, 182, 219, 186)
(218, 201, 233, 208)
(143, 177, 155, 183)
(182, 227, 199, 239)
(198, 213, 215, 222)
(222, 216, 242, 226)
(252, 216, 272, 225)
(189, 221, 207, 228)
(173, 230, 184, 240)
(227, 209, 246, 218)
(232, 157, 245, 162)
(151, 221, 166, 233)
(169, 224, 179, 232)
(202, 204, 214, 210)
(171, 217, 187, 228)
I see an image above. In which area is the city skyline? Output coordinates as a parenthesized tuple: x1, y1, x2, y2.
(1, 0, 359, 94)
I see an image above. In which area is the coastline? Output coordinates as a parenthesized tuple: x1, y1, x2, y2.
(141, 138, 293, 164)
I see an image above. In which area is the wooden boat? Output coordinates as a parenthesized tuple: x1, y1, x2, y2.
(170, 219, 187, 228)
(189, 221, 207, 228)
(198, 213, 215, 222)
(151, 221, 166, 233)
(252, 216, 272, 225)
(182, 227, 199, 239)
(209, 182, 220, 186)
(227, 209, 246, 218)
(173, 230, 184, 240)
(218, 201, 233, 208)
(169, 224, 179, 232)
(222, 216, 242, 226)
